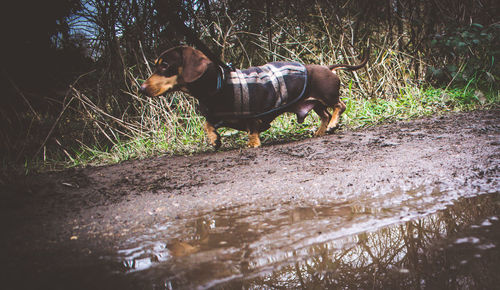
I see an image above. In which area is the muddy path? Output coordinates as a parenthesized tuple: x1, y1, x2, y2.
(1, 110, 499, 289)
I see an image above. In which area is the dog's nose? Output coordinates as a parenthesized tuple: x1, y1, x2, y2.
(139, 83, 148, 94)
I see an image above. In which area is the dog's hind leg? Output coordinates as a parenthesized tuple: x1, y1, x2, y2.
(326, 100, 346, 132)
(313, 104, 332, 137)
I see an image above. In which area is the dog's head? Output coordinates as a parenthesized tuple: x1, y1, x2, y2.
(140, 46, 211, 97)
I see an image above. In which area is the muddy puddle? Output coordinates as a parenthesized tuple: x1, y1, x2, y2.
(106, 186, 500, 289)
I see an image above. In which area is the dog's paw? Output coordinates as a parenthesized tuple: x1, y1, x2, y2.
(208, 137, 221, 150)
(247, 139, 261, 148)
(247, 132, 261, 148)
(213, 138, 222, 150)
(206, 131, 221, 150)
(314, 127, 327, 137)
(326, 123, 343, 134)
(207, 136, 221, 150)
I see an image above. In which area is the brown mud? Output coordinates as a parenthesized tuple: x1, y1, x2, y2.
(1, 110, 499, 289)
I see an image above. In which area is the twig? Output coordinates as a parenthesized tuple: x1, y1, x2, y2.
(5, 75, 41, 121)
(139, 41, 152, 75)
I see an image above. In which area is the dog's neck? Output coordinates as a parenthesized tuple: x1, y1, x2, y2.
(186, 62, 225, 101)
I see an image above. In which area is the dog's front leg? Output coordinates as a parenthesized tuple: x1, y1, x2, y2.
(204, 121, 221, 149)
(247, 131, 261, 148)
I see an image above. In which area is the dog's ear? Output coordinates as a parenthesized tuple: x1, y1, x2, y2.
(181, 47, 210, 83)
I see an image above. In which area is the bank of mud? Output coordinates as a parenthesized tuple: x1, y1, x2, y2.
(1, 110, 499, 289)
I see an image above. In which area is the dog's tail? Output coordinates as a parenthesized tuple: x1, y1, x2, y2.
(328, 46, 370, 72)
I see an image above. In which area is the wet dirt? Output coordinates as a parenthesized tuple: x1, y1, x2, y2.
(1, 110, 499, 289)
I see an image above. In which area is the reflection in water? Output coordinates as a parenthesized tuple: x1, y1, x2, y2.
(229, 194, 500, 289)
(166, 240, 199, 257)
(117, 192, 500, 289)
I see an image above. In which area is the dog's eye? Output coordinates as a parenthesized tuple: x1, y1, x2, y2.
(159, 62, 169, 69)
(162, 65, 178, 77)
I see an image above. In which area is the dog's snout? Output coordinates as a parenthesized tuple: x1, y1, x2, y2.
(140, 83, 148, 94)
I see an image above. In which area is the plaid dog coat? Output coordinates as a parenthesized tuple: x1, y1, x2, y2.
(211, 62, 308, 118)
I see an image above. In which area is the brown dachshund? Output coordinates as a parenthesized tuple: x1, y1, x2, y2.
(141, 46, 368, 148)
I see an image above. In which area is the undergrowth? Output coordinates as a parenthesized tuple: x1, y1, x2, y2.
(16, 40, 499, 173)
(43, 83, 498, 170)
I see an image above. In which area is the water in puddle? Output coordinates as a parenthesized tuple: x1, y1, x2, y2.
(111, 188, 500, 289)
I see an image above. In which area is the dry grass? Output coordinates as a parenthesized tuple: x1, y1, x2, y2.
(11, 11, 499, 171)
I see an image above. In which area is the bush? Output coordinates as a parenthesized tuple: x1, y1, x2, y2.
(428, 23, 500, 89)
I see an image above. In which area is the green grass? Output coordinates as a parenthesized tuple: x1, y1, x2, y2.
(46, 85, 499, 169)
(343, 86, 498, 128)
